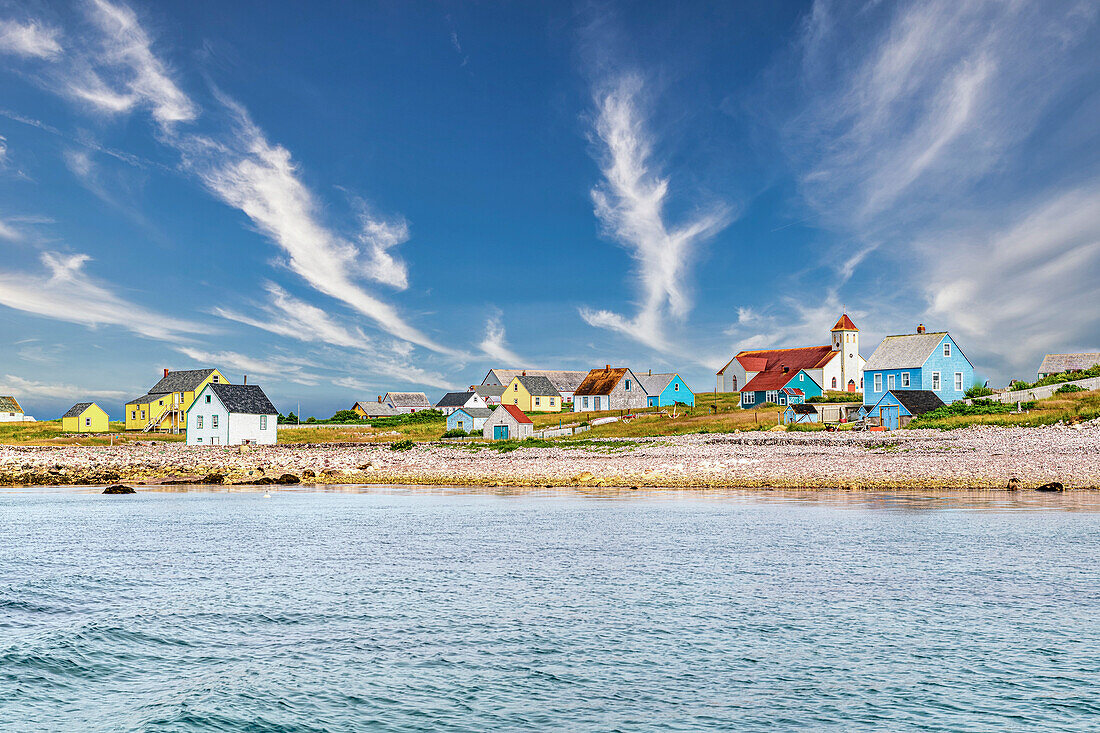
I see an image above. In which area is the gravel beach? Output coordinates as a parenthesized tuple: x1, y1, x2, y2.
(2, 422, 1099, 489)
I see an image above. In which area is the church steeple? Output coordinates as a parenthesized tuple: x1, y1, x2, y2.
(830, 313, 860, 390)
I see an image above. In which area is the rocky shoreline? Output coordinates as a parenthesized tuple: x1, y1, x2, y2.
(2, 423, 1098, 490)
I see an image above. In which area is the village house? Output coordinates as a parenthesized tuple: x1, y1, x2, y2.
(637, 372, 695, 407)
(481, 369, 588, 403)
(0, 395, 32, 423)
(473, 384, 506, 406)
(740, 368, 823, 408)
(382, 392, 433, 414)
(447, 407, 491, 433)
(1036, 353, 1100, 379)
(435, 391, 488, 416)
(186, 383, 279, 446)
(61, 402, 108, 433)
(482, 403, 533, 440)
(125, 368, 229, 432)
(717, 315, 865, 394)
(864, 390, 945, 430)
(573, 366, 647, 412)
(502, 375, 562, 412)
(862, 325, 974, 408)
(351, 399, 399, 419)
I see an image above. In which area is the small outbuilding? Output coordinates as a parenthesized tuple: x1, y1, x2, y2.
(482, 404, 533, 441)
(0, 395, 32, 423)
(864, 390, 945, 430)
(447, 407, 491, 433)
(186, 383, 279, 446)
(61, 402, 109, 433)
(1037, 353, 1100, 379)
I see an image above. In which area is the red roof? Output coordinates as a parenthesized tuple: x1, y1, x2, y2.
(742, 371, 800, 392)
(782, 388, 804, 396)
(499, 404, 532, 424)
(734, 345, 836, 374)
(831, 314, 859, 331)
(736, 356, 768, 372)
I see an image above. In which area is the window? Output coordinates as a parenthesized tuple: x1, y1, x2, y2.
(744, 392, 756, 405)
(860, 378, 864, 389)
(944, 342, 951, 357)
(888, 374, 895, 390)
(550, 398, 555, 406)
(158, 400, 164, 406)
(141, 410, 146, 419)
(931, 372, 941, 390)
(766, 391, 778, 403)
(799, 373, 804, 382)
(901, 372, 910, 388)
(674, 382, 679, 391)
(85, 417, 91, 427)
(535, 397, 541, 407)
(831, 377, 837, 388)
(260, 415, 268, 430)
(212, 375, 219, 383)
(583, 396, 589, 408)
(197, 415, 204, 429)
(779, 396, 786, 406)
(513, 398, 518, 405)
(205, 395, 211, 404)
(625, 380, 632, 391)
(513, 383, 518, 391)
(874, 374, 882, 392)
(731, 377, 737, 390)
(131, 411, 136, 420)
(212, 415, 219, 428)
(954, 372, 963, 391)
(197, 437, 202, 443)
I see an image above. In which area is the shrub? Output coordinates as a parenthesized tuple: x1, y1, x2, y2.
(808, 393, 864, 403)
(965, 385, 994, 398)
(369, 410, 446, 429)
(306, 416, 317, 423)
(1055, 383, 1086, 394)
(330, 409, 362, 423)
(390, 439, 415, 451)
(1008, 365, 1100, 391)
(441, 428, 469, 438)
(907, 399, 1013, 427)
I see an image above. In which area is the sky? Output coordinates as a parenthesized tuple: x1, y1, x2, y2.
(0, 0, 1098, 419)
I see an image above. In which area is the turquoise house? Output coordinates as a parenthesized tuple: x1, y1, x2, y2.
(865, 390, 945, 429)
(740, 369, 824, 407)
(863, 326, 974, 408)
(447, 407, 491, 433)
(639, 373, 695, 407)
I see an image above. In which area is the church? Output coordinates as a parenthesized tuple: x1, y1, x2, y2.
(716, 315, 867, 395)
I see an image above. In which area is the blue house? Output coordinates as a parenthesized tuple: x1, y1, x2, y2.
(740, 369, 824, 408)
(865, 390, 945, 430)
(639, 373, 695, 407)
(862, 325, 974, 408)
(446, 407, 491, 433)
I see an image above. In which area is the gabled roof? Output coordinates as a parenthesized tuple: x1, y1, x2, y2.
(737, 356, 769, 372)
(782, 388, 805, 396)
(474, 384, 506, 398)
(887, 390, 945, 416)
(0, 396, 22, 412)
(499, 404, 532, 424)
(1038, 353, 1100, 375)
(831, 314, 859, 331)
(863, 332, 949, 371)
(62, 402, 96, 418)
(205, 384, 278, 415)
(149, 368, 220, 394)
(126, 393, 170, 406)
(638, 373, 676, 395)
(735, 345, 837, 375)
(436, 391, 478, 408)
(574, 367, 631, 396)
(353, 401, 398, 417)
(454, 407, 492, 418)
(742, 369, 818, 393)
(515, 375, 560, 397)
(789, 403, 818, 414)
(486, 369, 589, 392)
(384, 391, 431, 407)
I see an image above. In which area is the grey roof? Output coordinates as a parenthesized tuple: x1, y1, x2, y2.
(863, 333, 948, 371)
(487, 369, 589, 392)
(353, 401, 398, 417)
(1038, 353, 1100, 375)
(126, 392, 170, 406)
(436, 391, 478, 408)
(206, 384, 277, 415)
(516, 375, 560, 396)
(454, 407, 492, 418)
(474, 384, 506, 398)
(638, 373, 676, 395)
(890, 390, 945, 415)
(384, 391, 431, 407)
(149, 369, 219, 394)
(789, 403, 818, 414)
(0, 396, 22, 412)
(62, 402, 96, 418)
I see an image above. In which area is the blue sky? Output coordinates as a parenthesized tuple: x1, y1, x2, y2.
(1, 0, 1098, 419)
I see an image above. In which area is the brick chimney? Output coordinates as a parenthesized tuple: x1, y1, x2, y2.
(243, 375, 247, 385)
(522, 370, 526, 376)
(377, 396, 382, 403)
(782, 365, 790, 374)
(163, 368, 169, 378)
(605, 364, 611, 370)
(917, 323, 926, 334)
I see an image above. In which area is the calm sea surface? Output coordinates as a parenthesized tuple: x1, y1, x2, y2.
(1, 487, 1099, 732)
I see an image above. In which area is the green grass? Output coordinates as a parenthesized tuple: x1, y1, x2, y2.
(906, 390, 1100, 429)
(0, 420, 185, 446)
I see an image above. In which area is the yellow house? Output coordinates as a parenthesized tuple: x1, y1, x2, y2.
(503, 375, 563, 412)
(61, 402, 109, 433)
(125, 368, 229, 432)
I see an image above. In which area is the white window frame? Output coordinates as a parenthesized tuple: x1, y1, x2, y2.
(197, 415, 204, 429)
(931, 372, 941, 390)
(131, 410, 136, 420)
(744, 392, 756, 405)
(887, 374, 895, 390)
(799, 373, 804, 382)
(778, 396, 786, 406)
(212, 375, 219, 383)
(944, 342, 951, 357)
(954, 372, 963, 391)
(197, 437, 203, 443)
(873, 373, 882, 392)
(85, 417, 91, 427)
(535, 397, 541, 407)
(674, 382, 679, 391)
(901, 372, 910, 388)
(766, 390, 778, 403)
(260, 415, 268, 430)
(212, 414, 219, 429)
(549, 397, 555, 406)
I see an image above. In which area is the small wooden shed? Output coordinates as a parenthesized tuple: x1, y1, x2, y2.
(482, 404, 533, 441)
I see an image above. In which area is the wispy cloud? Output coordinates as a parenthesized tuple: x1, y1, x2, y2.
(479, 312, 523, 364)
(0, 374, 127, 402)
(0, 251, 201, 340)
(0, 18, 62, 59)
(174, 346, 322, 387)
(212, 282, 368, 350)
(580, 74, 731, 352)
(0, 216, 18, 241)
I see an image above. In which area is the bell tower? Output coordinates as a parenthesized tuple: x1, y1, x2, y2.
(830, 313, 860, 392)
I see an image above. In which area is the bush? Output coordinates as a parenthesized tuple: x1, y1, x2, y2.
(369, 410, 446, 429)
(965, 385, 994, 398)
(908, 399, 1013, 427)
(441, 428, 470, 438)
(1009, 365, 1100, 391)
(330, 409, 362, 423)
(1055, 383, 1086, 394)
(808, 393, 864, 403)
(390, 439, 415, 451)
(306, 416, 317, 423)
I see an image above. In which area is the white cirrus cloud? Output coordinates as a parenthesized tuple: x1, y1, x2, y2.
(479, 312, 523, 364)
(580, 74, 731, 352)
(0, 374, 127, 401)
(0, 251, 201, 340)
(0, 18, 62, 59)
(212, 282, 368, 351)
(173, 346, 321, 387)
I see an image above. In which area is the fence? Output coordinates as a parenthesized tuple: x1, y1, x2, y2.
(963, 376, 1100, 405)
(533, 425, 591, 439)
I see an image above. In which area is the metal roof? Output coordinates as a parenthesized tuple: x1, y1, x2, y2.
(863, 333, 948, 371)
(498, 404, 532, 424)
(831, 314, 859, 331)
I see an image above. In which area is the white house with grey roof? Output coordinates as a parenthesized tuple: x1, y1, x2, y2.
(434, 391, 488, 416)
(0, 396, 32, 423)
(186, 383, 279, 446)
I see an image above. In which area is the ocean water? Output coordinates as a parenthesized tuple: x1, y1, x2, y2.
(1, 487, 1098, 732)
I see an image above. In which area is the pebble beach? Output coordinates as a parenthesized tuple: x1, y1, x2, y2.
(2, 422, 1099, 490)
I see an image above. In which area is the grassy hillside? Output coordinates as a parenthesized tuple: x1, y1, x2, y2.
(906, 390, 1100, 429)
(0, 421, 185, 446)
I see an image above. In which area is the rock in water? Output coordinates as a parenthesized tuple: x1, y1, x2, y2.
(202, 472, 225, 484)
(102, 485, 136, 495)
(1035, 482, 1065, 492)
(1007, 477, 1020, 491)
(276, 474, 300, 485)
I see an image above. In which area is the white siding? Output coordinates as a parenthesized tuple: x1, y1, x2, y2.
(186, 386, 277, 446)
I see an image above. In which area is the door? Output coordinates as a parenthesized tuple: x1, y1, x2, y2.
(847, 380, 856, 393)
(879, 406, 900, 430)
(494, 425, 509, 440)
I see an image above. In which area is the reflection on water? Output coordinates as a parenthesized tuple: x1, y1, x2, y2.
(1, 487, 1098, 731)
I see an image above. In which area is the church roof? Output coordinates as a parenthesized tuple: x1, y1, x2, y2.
(831, 314, 859, 331)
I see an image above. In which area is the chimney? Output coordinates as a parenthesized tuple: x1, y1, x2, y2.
(377, 396, 382, 403)
(243, 375, 247, 385)
(648, 369, 652, 376)
(605, 364, 611, 370)
(522, 370, 526, 377)
(917, 323, 926, 334)
(782, 365, 790, 374)
(163, 368, 169, 378)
